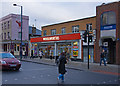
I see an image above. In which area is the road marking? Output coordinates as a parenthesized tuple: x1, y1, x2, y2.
(40, 75, 43, 78)
(14, 78, 18, 81)
(32, 76, 36, 78)
(47, 75, 50, 77)
(5, 80, 8, 82)
(103, 81, 106, 84)
(23, 68, 51, 71)
(24, 77, 28, 79)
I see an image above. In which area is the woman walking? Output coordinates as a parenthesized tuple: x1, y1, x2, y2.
(39, 49, 43, 59)
(57, 51, 67, 82)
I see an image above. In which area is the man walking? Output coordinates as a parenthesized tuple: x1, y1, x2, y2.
(100, 49, 106, 66)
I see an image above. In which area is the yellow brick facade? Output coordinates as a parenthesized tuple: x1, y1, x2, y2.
(42, 16, 96, 36)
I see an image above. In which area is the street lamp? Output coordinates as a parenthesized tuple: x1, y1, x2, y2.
(13, 4, 23, 60)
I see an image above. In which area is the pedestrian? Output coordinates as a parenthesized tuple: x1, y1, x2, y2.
(39, 49, 43, 59)
(24, 50, 27, 58)
(100, 49, 106, 66)
(30, 50, 33, 59)
(57, 51, 67, 82)
(50, 50, 52, 60)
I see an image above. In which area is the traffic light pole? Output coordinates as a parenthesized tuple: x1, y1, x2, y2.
(87, 30, 89, 69)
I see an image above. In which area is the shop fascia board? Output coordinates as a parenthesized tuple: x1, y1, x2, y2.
(32, 39, 81, 44)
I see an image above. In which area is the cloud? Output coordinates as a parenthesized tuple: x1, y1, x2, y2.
(1, 0, 118, 29)
(22, 2, 99, 28)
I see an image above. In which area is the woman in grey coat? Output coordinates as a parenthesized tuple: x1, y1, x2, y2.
(57, 52, 67, 82)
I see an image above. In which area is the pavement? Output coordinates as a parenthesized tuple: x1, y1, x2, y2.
(20, 57, 120, 76)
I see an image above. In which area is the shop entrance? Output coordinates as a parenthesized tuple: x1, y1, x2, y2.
(102, 38, 116, 64)
(83, 46, 94, 63)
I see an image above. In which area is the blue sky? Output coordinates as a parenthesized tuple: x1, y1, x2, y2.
(0, 0, 118, 30)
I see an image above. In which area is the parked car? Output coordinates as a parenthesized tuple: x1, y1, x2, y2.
(0, 52, 21, 70)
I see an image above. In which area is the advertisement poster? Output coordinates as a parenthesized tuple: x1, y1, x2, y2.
(73, 46, 78, 56)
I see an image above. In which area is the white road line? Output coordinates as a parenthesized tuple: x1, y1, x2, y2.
(32, 76, 36, 78)
(5, 80, 8, 82)
(24, 77, 28, 79)
(47, 75, 50, 76)
(103, 81, 106, 84)
(14, 78, 18, 81)
(40, 75, 43, 78)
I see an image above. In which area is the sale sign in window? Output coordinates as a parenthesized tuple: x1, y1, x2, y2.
(73, 46, 78, 56)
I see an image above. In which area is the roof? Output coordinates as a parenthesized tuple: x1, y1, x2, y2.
(42, 16, 96, 28)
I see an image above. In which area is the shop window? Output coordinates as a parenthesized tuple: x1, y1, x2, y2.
(17, 45, 19, 51)
(14, 44, 16, 51)
(23, 47, 25, 51)
(61, 27, 66, 34)
(43, 30, 47, 36)
(101, 11, 116, 26)
(72, 25, 79, 33)
(51, 29, 56, 35)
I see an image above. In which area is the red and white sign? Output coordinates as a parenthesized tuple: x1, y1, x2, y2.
(30, 33, 81, 43)
(43, 36, 59, 41)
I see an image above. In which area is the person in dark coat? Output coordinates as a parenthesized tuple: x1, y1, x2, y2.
(57, 51, 67, 82)
(100, 49, 106, 66)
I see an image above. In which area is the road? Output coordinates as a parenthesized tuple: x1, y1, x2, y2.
(2, 61, 119, 85)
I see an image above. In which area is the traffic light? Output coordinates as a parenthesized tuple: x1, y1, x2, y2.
(83, 31, 87, 43)
(89, 35, 92, 42)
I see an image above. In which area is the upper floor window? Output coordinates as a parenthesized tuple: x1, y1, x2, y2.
(8, 32, 10, 39)
(86, 24, 92, 31)
(101, 11, 116, 26)
(61, 27, 66, 34)
(4, 22, 6, 29)
(2, 33, 3, 40)
(4, 33, 6, 40)
(8, 21, 10, 29)
(43, 30, 47, 36)
(51, 29, 56, 35)
(72, 25, 79, 33)
(2, 24, 3, 30)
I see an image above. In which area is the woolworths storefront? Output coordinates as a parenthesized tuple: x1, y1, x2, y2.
(30, 33, 83, 60)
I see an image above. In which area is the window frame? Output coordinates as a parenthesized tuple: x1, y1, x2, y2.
(72, 25, 79, 33)
(51, 29, 56, 35)
(101, 11, 116, 26)
(43, 30, 47, 36)
(86, 23, 92, 31)
(61, 27, 66, 34)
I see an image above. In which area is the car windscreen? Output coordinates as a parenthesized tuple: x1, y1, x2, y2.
(0, 53, 15, 58)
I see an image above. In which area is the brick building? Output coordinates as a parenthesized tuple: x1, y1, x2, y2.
(31, 1, 120, 64)
(31, 16, 96, 62)
(95, 2, 120, 64)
